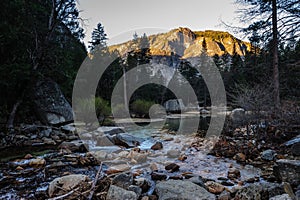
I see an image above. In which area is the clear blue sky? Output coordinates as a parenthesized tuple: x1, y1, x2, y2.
(77, 0, 246, 46)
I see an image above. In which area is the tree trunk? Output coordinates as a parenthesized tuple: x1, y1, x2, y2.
(272, 0, 280, 109)
(6, 100, 22, 129)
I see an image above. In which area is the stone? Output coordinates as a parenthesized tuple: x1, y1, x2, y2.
(167, 149, 181, 158)
(284, 135, 300, 146)
(218, 190, 231, 200)
(61, 125, 76, 133)
(106, 164, 131, 175)
(106, 185, 138, 200)
(91, 150, 108, 161)
(96, 126, 125, 135)
(32, 79, 73, 125)
(150, 163, 158, 171)
(273, 159, 300, 185)
(291, 143, 300, 156)
(230, 108, 245, 125)
(227, 167, 241, 180)
(205, 181, 225, 194)
(48, 174, 90, 197)
(151, 141, 163, 150)
(112, 173, 133, 189)
(164, 99, 185, 113)
(269, 194, 292, 200)
(42, 138, 56, 145)
(185, 176, 205, 188)
(151, 172, 167, 181)
(58, 140, 86, 153)
(165, 163, 180, 172)
(96, 135, 114, 146)
(261, 149, 276, 161)
(155, 180, 215, 200)
(128, 185, 142, 196)
(40, 128, 52, 138)
(29, 158, 46, 167)
(126, 150, 148, 163)
(113, 133, 144, 148)
(234, 153, 246, 162)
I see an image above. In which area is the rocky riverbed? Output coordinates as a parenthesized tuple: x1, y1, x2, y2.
(0, 123, 299, 200)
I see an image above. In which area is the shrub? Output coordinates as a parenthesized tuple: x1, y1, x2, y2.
(130, 99, 154, 118)
(76, 97, 111, 126)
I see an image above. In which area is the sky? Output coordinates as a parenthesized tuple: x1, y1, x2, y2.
(77, 0, 245, 46)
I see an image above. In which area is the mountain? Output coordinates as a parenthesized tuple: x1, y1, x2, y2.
(109, 27, 251, 58)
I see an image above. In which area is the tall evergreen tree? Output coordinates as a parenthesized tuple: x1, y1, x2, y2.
(88, 23, 108, 52)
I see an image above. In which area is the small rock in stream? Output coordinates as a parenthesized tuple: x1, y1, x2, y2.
(165, 163, 180, 172)
(205, 181, 225, 194)
(261, 149, 276, 161)
(151, 141, 163, 150)
(106, 185, 138, 200)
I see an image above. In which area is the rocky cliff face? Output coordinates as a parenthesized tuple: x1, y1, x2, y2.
(109, 27, 251, 58)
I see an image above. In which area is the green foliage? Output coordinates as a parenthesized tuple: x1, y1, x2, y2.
(76, 97, 111, 125)
(130, 99, 155, 118)
(88, 23, 108, 52)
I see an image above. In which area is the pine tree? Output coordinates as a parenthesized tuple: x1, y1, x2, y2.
(88, 23, 108, 52)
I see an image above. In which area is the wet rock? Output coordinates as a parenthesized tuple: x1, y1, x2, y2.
(127, 150, 148, 163)
(233, 153, 246, 162)
(96, 135, 114, 146)
(113, 133, 144, 148)
(91, 150, 109, 161)
(178, 154, 187, 161)
(24, 154, 33, 159)
(155, 180, 216, 200)
(273, 159, 300, 185)
(185, 176, 205, 188)
(234, 183, 284, 200)
(42, 138, 56, 145)
(165, 163, 180, 172)
(151, 141, 163, 150)
(150, 163, 158, 171)
(48, 174, 90, 197)
(227, 167, 241, 180)
(230, 108, 245, 125)
(141, 196, 157, 200)
(151, 172, 167, 181)
(291, 143, 300, 156)
(112, 173, 133, 189)
(218, 190, 231, 200)
(166, 149, 181, 158)
(96, 126, 125, 135)
(40, 128, 52, 138)
(106, 185, 138, 200)
(61, 124, 76, 133)
(261, 149, 276, 161)
(106, 164, 131, 175)
(205, 181, 225, 194)
(29, 158, 46, 167)
(128, 185, 142, 196)
(269, 194, 292, 200)
(284, 135, 300, 146)
(16, 166, 24, 170)
(58, 140, 86, 153)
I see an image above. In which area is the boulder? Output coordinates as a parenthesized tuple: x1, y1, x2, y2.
(96, 135, 114, 146)
(273, 159, 300, 185)
(48, 174, 90, 197)
(155, 180, 215, 200)
(112, 173, 133, 189)
(113, 133, 145, 148)
(96, 126, 125, 136)
(164, 99, 185, 113)
(269, 194, 292, 200)
(291, 143, 300, 156)
(205, 181, 225, 194)
(230, 108, 245, 125)
(261, 149, 276, 161)
(166, 149, 181, 158)
(58, 140, 87, 153)
(33, 79, 73, 125)
(106, 185, 138, 200)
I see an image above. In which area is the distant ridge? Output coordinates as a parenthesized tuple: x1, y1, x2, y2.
(109, 27, 251, 58)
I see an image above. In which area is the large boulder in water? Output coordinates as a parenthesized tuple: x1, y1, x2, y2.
(32, 79, 73, 125)
(164, 99, 185, 113)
